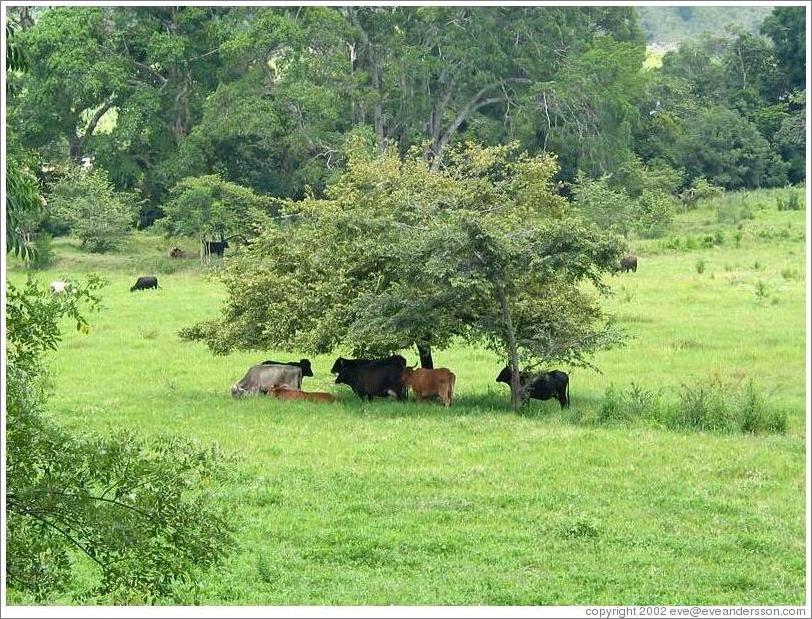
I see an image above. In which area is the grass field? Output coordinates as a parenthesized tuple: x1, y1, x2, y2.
(5, 188, 808, 605)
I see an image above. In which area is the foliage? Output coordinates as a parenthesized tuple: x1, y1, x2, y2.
(670, 106, 787, 189)
(6, 156, 45, 260)
(47, 166, 137, 252)
(760, 7, 806, 93)
(5, 276, 233, 601)
(182, 143, 624, 409)
(159, 174, 275, 245)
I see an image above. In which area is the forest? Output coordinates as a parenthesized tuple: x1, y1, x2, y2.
(4, 4, 808, 608)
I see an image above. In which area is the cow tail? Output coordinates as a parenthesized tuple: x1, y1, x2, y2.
(566, 379, 570, 407)
(449, 374, 456, 405)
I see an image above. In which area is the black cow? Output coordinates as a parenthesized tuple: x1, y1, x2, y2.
(619, 255, 638, 273)
(130, 276, 160, 292)
(205, 240, 229, 257)
(335, 363, 407, 401)
(496, 366, 570, 408)
(329, 354, 407, 375)
(261, 358, 314, 377)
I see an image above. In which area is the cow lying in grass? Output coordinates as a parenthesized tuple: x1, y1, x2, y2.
(269, 386, 335, 403)
(401, 367, 456, 407)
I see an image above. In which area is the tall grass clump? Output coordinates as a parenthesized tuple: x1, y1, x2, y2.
(668, 381, 785, 434)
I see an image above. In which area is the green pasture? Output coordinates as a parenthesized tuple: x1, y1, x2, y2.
(5, 189, 807, 604)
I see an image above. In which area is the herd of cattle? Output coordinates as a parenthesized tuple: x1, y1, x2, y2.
(46, 252, 637, 409)
(230, 354, 569, 408)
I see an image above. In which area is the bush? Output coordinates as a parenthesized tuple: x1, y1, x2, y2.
(47, 166, 137, 253)
(27, 233, 55, 270)
(776, 190, 802, 211)
(738, 381, 786, 434)
(633, 190, 675, 238)
(671, 384, 736, 432)
(695, 259, 706, 274)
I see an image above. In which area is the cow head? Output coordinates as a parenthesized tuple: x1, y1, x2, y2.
(330, 357, 346, 374)
(230, 384, 244, 398)
(496, 366, 512, 384)
(299, 359, 314, 377)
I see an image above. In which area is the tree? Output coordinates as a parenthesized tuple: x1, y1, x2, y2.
(6, 25, 232, 600)
(159, 174, 275, 261)
(48, 166, 137, 252)
(761, 7, 806, 93)
(6, 277, 233, 601)
(10, 8, 130, 161)
(181, 142, 624, 409)
(671, 106, 787, 189)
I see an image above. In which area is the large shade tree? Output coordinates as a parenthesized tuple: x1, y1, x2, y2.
(181, 140, 624, 409)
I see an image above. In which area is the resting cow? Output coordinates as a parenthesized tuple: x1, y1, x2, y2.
(168, 246, 192, 258)
(401, 367, 456, 407)
(49, 280, 69, 295)
(269, 386, 335, 403)
(130, 276, 160, 292)
(619, 255, 638, 273)
(261, 358, 314, 377)
(496, 366, 570, 408)
(231, 364, 302, 398)
(334, 362, 406, 401)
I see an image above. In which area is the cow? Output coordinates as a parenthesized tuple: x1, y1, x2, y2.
(269, 386, 335, 403)
(168, 246, 192, 258)
(204, 240, 229, 257)
(329, 354, 407, 375)
(619, 255, 638, 273)
(49, 280, 69, 295)
(130, 276, 160, 292)
(231, 364, 302, 398)
(261, 358, 314, 377)
(401, 367, 456, 407)
(496, 366, 570, 408)
(335, 362, 406, 401)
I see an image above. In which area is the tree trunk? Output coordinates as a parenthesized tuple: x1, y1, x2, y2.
(495, 282, 522, 411)
(416, 342, 434, 369)
(68, 135, 82, 162)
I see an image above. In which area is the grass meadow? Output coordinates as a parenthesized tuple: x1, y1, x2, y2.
(5, 188, 808, 605)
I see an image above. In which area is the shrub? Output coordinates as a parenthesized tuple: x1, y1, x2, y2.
(776, 191, 802, 211)
(737, 381, 787, 434)
(633, 190, 675, 238)
(47, 166, 137, 253)
(671, 384, 735, 432)
(27, 233, 55, 270)
(695, 259, 706, 274)
(754, 279, 768, 299)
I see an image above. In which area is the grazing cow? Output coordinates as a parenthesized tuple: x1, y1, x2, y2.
(496, 366, 570, 408)
(130, 276, 160, 292)
(49, 280, 69, 295)
(619, 255, 638, 273)
(231, 364, 302, 398)
(261, 358, 314, 377)
(204, 240, 229, 257)
(401, 367, 456, 407)
(335, 363, 406, 401)
(330, 354, 407, 375)
(269, 386, 335, 403)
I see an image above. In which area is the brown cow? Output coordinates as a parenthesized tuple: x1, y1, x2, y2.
(269, 386, 336, 403)
(401, 367, 456, 407)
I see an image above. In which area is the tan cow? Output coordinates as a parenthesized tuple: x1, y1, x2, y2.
(401, 367, 456, 407)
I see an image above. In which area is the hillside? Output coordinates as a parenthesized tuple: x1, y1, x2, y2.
(638, 6, 773, 47)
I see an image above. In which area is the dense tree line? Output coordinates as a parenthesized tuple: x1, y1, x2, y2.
(7, 6, 804, 232)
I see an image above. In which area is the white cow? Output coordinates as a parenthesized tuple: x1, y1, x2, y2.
(49, 280, 69, 295)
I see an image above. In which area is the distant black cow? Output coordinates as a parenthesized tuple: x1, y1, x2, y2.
(496, 366, 570, 408)
(204, 240, 229, 257)
(619, 255, 638, 273)
(261, 358, 314, 378)
(329, 354, 407, 375)
(130, 276, 160, 292)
